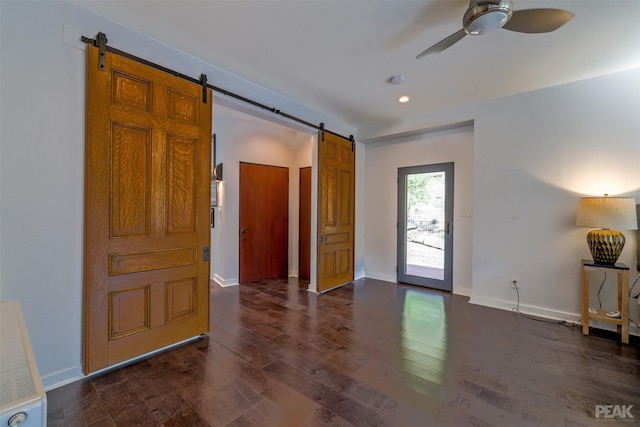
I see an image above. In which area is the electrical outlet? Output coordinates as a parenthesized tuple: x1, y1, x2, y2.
(511, 277, 519, 288)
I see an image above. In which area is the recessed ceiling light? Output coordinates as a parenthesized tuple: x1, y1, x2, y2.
(398, 95, 410, 104)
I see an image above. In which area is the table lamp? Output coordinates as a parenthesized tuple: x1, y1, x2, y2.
(576, 195, 638, 265)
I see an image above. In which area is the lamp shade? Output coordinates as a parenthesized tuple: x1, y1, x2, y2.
(576, 197, 638, 230)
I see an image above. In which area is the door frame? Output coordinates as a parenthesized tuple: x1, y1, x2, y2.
(397, 162, 454, 291)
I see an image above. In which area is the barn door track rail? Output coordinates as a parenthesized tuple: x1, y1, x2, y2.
(82, 32, 353, 142)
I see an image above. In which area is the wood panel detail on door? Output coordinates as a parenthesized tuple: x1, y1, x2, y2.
(84, 45, 211, 374)
(317, 132, 355, 293)
(239, 163, 289, 283)
(299, 167, 311, 281)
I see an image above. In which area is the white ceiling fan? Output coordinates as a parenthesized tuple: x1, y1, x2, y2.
(416, 0, 574, 59)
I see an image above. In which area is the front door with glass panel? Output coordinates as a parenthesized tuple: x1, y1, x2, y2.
(397, 163, 453, 291)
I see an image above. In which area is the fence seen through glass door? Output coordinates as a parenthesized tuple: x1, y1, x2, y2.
(398, 163, 453, 291)
(406, 171, 445, 280)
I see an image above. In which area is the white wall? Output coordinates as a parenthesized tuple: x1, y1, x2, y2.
(354, 140, 366, 280)
(361, 67, 640, 326)
(0, 0, 354, 390)
(211, 110, 313, 286)
(363, 128, 475, 296)
(470, 69, 640, 323)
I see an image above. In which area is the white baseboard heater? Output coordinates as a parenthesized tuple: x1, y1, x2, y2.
(0, 301, 47, 427)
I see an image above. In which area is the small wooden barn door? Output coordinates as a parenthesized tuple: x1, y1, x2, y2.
(84, 44, 212, 374)
(317, 132, 355, 293)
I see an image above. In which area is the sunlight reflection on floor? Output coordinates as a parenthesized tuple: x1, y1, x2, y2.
(401, 290, 447, 392)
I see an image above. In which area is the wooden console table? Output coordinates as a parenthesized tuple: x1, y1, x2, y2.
(581, 259, 629, 344)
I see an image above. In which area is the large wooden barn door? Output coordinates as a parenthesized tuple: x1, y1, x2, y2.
(84, 44, 212, 374)
(317, 131, 355, 293)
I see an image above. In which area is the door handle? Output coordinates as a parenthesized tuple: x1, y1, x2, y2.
(241, 228, 248, 234)
(446, 221, 451, 235)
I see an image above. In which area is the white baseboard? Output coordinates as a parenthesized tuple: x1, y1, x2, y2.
(471, 294, 640, 337)
(43, 335, 204, 391)
(42, 365, 84, 391)
(453, 286, 472, 297)
(364, 271, 396, 283)
(213, 274, 238, 287)
(469, 293, 581, 323)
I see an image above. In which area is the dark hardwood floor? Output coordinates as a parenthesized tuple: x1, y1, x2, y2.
(47, 277, 640, 426)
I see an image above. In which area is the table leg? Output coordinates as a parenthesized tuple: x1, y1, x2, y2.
(582, 265, 590, 336)
(621, 270, 629, 344)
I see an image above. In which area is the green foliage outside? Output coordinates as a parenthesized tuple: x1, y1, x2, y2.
(406, 172, 444, 210)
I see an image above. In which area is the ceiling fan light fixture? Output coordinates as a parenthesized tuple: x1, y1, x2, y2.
(416, 0, 573, 59)
(464, 0, 513, 35)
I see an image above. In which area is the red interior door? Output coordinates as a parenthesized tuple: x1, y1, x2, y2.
(239, 162, 289, 283)
(299, 167, 311, 281)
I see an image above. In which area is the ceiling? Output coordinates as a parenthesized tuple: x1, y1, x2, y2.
(72, 0, 640, 131)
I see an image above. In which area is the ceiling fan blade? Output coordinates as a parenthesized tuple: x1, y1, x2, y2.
(503, 9, 574, 33)
(416, 29, 467, 59)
